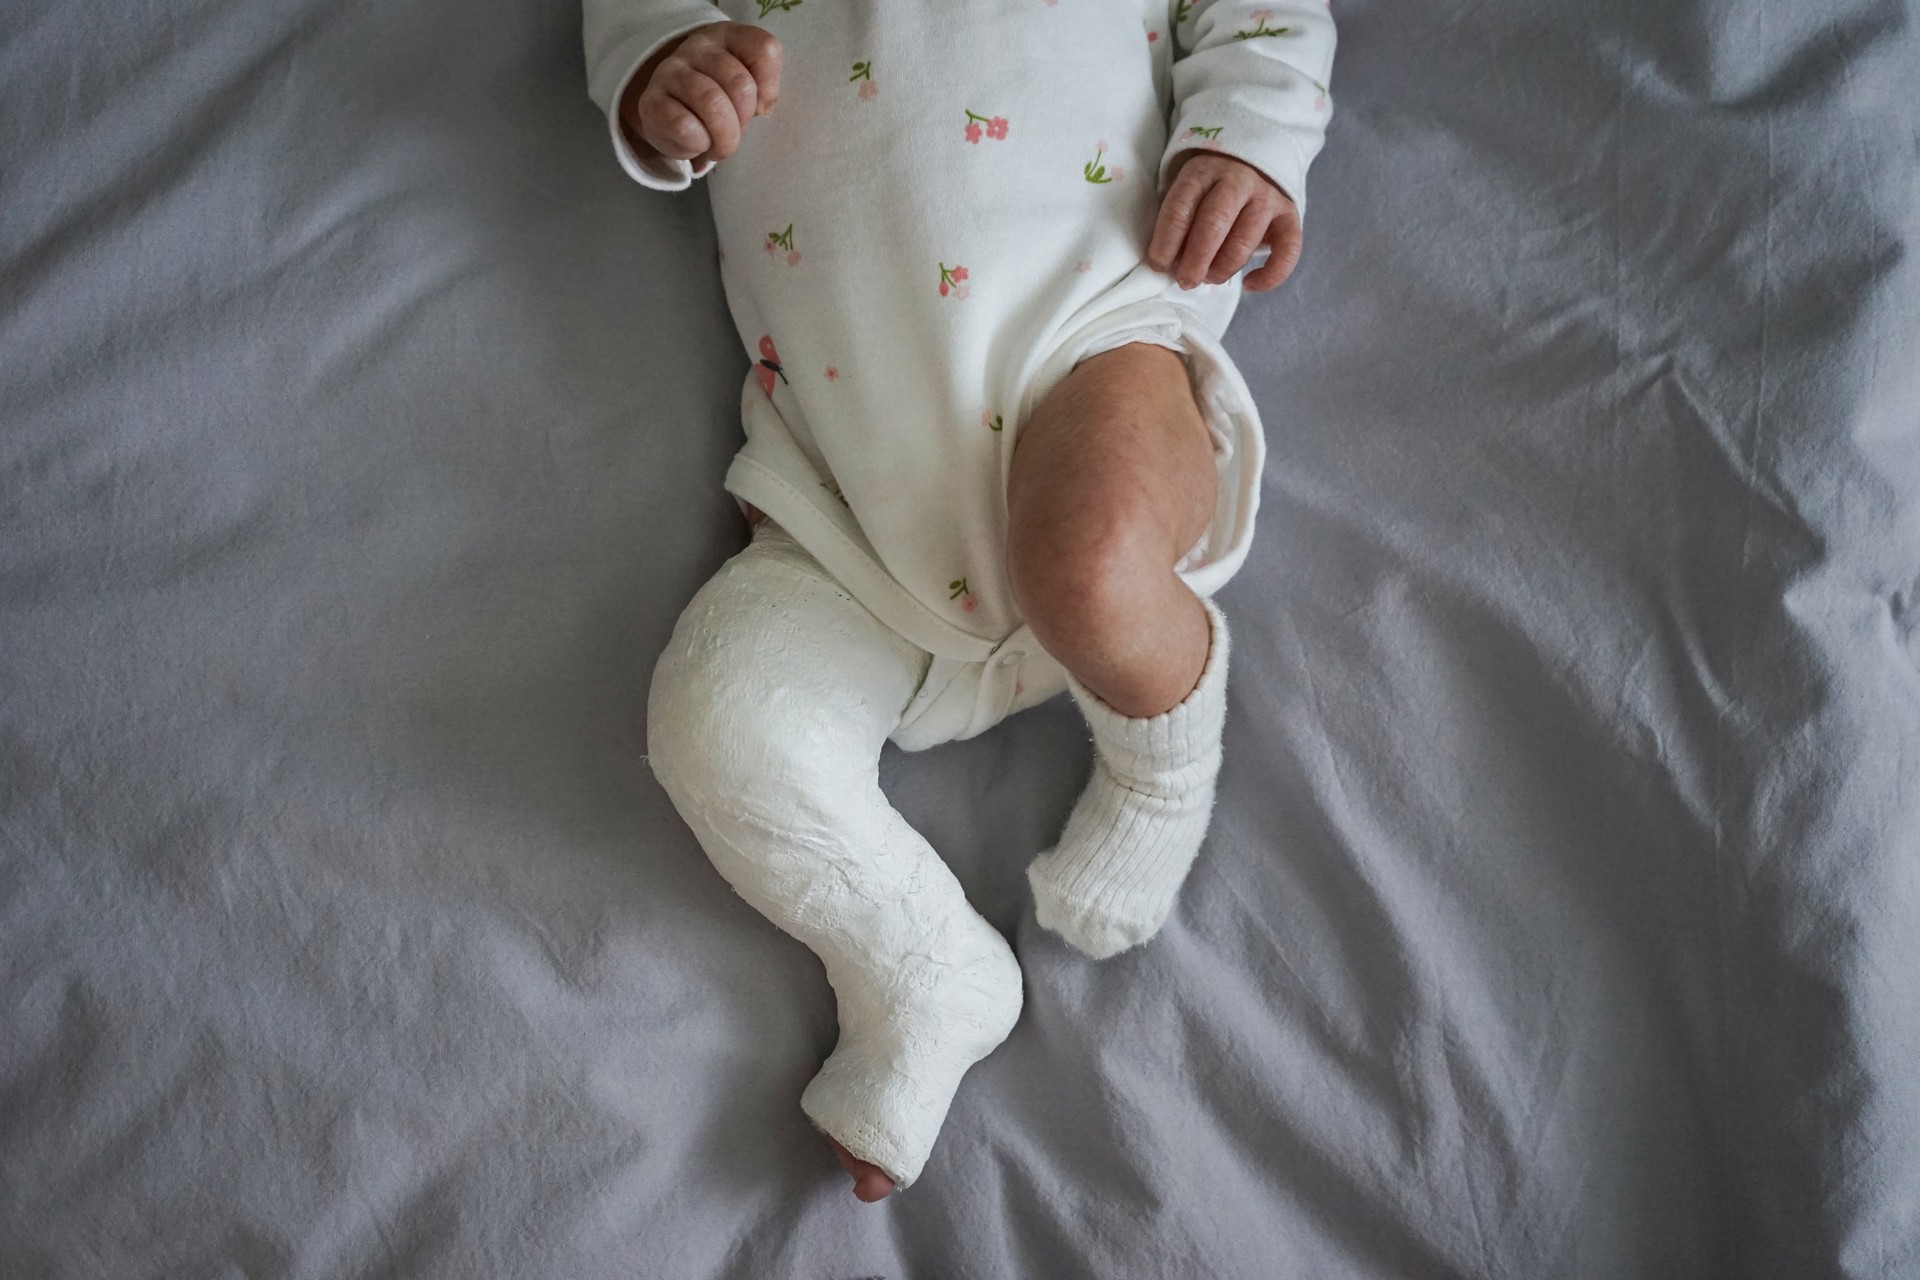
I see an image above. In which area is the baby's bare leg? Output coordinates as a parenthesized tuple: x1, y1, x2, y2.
(1007, 342, 1218, 719)
(1010, 341, 1235, 958)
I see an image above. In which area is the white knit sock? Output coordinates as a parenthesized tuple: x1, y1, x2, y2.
(1027, 597, 1229, 959)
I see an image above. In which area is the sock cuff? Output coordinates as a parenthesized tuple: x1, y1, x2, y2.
(1036, 773, 1217, 904)
(1067, 596, 1230, 764)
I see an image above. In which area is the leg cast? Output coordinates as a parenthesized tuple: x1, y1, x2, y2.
(646, 531, 1023, 1192)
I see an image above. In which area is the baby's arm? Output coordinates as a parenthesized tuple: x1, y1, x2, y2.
(1149, 0, 1338, 292)
(583, 1, 782, 191)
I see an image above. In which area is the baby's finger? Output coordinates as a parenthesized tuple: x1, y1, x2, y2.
(720, 23, 784, 113)
(664, 66, 744, 161)
(1206, 201, 1272, 284)
(1148, 167, 1209, 274)
(681, 49, 759, 156)
(1245, 209, 1304, 291)
(1174, 182, 1244, 288)
(639, 91, 712, 161)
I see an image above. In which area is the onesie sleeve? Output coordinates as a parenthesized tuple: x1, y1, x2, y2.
(1162, 0, 1338, 221)
(583, 0, 731, 192)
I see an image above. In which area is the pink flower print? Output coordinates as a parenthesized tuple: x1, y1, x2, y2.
(1311, 79, 1328, 112)
(1147, 29, 1159, 43)
(1073, 259, 1093, 272)
(1015, 680, 1025, 696)
(754, 335, 788, 396)
(766, 223, 797, 265)
(850, 60, 877, 100)
(1109, 165, 1127, 182)
(938, 262, 970, 298)
(983, 409, 1003, 432)
(825, 365, 839, 381)
(860, 79, 878, 101)
(964, 110, 1008, 144)
(949, 578, 977, 613)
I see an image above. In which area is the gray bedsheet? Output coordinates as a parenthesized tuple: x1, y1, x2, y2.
(4, 1, 1917, 1276)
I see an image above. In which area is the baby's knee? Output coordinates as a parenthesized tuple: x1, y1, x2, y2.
(1009, 515, 1167, 639)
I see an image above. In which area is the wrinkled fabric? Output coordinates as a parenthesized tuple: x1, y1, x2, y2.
(1, 1, 1917, 1277)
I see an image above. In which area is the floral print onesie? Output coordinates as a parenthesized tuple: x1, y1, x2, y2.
(584, 0, 1337, 747)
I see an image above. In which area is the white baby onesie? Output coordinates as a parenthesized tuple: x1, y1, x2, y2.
(585, 0, 1336, 747)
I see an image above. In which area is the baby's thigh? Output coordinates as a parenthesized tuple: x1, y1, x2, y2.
(1009, 341, 1217, 555)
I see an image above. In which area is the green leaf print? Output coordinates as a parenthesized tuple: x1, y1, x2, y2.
(756, 0, 801, 16)
(1232, 19, 1294, 40)
(1083, 144, 1115, 184)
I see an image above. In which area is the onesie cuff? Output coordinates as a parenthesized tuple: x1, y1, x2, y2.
(592, 11, 730, 192)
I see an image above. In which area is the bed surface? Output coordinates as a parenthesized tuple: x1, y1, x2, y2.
(3, 1, 1917, 1276)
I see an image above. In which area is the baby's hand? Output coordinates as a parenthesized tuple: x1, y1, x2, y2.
(1148, 152, 1302, 293)
(620, 23, 784, 169)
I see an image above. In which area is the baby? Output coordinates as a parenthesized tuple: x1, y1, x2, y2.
(584, 0, 1336, 1202)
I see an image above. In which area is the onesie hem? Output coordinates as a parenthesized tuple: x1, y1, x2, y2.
(726, 455, 1003, 665)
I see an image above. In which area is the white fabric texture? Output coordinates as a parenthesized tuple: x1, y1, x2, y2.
(645, 521, 1025, 1189)
(582, 0, 1336, 665)
(1028, 596, 1231, 958)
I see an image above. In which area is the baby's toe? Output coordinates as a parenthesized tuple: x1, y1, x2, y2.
(828, 1135, 897, 1202)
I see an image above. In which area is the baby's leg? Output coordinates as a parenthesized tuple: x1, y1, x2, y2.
(1009, 341, 1219, 718)
(646, 527, 1024, 1199)
(1009, 341, 1233, 959)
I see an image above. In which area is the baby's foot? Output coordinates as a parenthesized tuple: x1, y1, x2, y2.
(1029, 599, 1229, 959)
(800, 910, 1024, 1196)
(827, 1134, 895, 1202)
